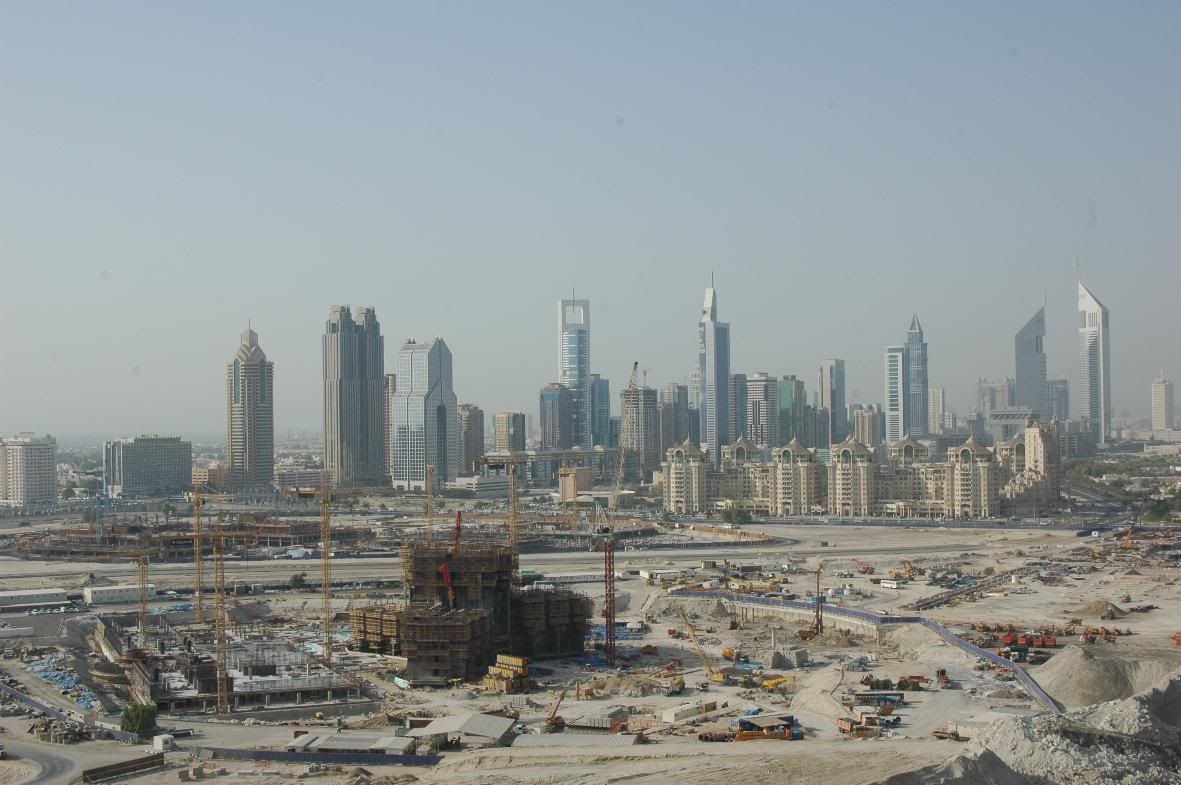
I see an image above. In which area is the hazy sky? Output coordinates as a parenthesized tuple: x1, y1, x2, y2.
(2, 2, 1178, 442)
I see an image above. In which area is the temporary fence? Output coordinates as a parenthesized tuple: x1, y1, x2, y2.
(203, 746, 441, 767)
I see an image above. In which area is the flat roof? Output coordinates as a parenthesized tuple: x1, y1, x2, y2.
(0, 588, 67, 598)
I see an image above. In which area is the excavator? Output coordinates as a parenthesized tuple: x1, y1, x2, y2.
(542, 688, 567, 733)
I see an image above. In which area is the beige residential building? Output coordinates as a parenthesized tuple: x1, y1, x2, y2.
(770, 439, 822, 516)
(946, 437, 999, 518)
(661, 440, 710, 514)
(853, 406, 884, 447)
(0, 433, 58, 507)
(1000, 418, 1062, 511)
(827, 436, 878, 517)
(494, 411, 526, 452)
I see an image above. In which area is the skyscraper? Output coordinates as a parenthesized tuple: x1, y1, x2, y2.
(1077, 282, 1111, 446)
(778, 376, 806, 443)
(620, 385, 659, 480)
(494, 411, 527, 452)
(1015, 307, 1048, 418)
(1152, 375, 1174, 431)
(905, 315, 929, 438)
(818, 359, 847, 442)
(391, 338, 459, 489)
(457, 404, 485, 476)
(729, 373, 748, 441)
(323, 306, 386, 486)
(697, 285, 731, 464)
(928, 386, 946, 435)
(0, 433, 57, 507)
(104, 436, 192, 497)
(746, 372, 780, 447)
(1048, 379, 1070, 422)
(883, 345, 907, 444)
(226, 327, 274, 491)
(589, 374, 611, 446)
(559, 299, 591, 448)
(539, 383, 574, 449)
(660, 383, 691, 444)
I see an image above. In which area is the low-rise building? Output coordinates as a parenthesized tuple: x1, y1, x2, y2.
(84, 584, 156, 605)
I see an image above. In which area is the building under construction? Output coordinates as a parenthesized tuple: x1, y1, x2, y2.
(349, 535, 592, 685)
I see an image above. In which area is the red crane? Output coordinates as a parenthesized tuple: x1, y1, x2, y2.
(440, 511, 463, 610)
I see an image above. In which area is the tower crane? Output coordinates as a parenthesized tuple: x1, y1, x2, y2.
(678, 608, 726, 684)
(598, 361, 639, 668)
(191, 488, 235, 624)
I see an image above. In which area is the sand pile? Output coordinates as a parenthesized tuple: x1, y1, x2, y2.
(1068, 599, 1127, 619)
(1036, 645, 1177, 708)
(884, 625, 974, 665)
(876, 750, 1029, 785)
(977, 669, 1181, 785)
(647, 595, 730, 622)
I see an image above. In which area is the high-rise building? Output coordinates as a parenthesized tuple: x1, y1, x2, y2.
(928, 387, 946, 436)
(589, 374, 611, 446)
(494, 412, 527, 452)
(697, 285, 731, 464)
(778, 375, 806, 444)
(853, 405, 885, 447)
(539, 383, 575, 449)
(390, 338, 459, 489)
(818, 359, 847, 442)
(457, 404, 485, 476)
(1152, 375, 1174, 431)
(728, 373, 748, 440)
(620, 386, 660, 480)
(322, 306, 386, 486)
(383, 374, 396, 475)
(226, 327, 274, 492)
(884, 346, 907, 444)
(1048, 379, 1070, 422)
(0, 433, 57, 507)
(559, 299, 591, 448)
(103, 436, 192, 497)
(1077, 282, 1111, 446)
(688, 367, 702, 410)
(1015, 307, 1048, 418)
(661, 383, 691, 444)
(977, 378, 1016, 417)
(746, 373, 780, 447)
(905, 315, 929, 437)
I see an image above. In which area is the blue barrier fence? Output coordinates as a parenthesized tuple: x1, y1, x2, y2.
(668, 588, 1060, 713)
(203, 746, 441, 767)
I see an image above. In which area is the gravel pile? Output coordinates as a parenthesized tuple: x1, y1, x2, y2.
(877, 750, 1029, 785)
(1036, 644, 1177, 708)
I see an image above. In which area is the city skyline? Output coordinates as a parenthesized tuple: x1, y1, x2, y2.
(3, 5, 1179, 439)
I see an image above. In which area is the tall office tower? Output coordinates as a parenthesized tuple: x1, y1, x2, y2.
(620, 386, 660, 480)
(383, 374, 396, 474)
(1015, 307, 1048, 418)
(657, 401, 678, 455)
(0, 434, 57, 507)
(494, 412, 527, 452)
(729, 373, 748, 440)
(1077, 282, 1111, 446)
(905, 315, 929, 437)
(559, 299, 592, 448)
(457, 404, 485, 476)
(1048, 379, 1070, 422)
(390, 338, 459, 489)
(697, 285, 731, 464)
(817, 359, 847, 442)
(928, 387, 946, 435)
(322, 306, 386, 486)
(539, 383, 574, 449)
(977, 378, 1016, 416)
(661, 383, 691, 443)
(778, 375, 807, 443)
(853, 405, 885, 447)
(746, 372, 780, 447)
(589, 374, 611, 446)
(103, 436, 192, 497)
(1152, 375, 1174, 431)
(688, 368, 702, 410)
(884, 345, 907, 443)
(226, 327, 274, 491)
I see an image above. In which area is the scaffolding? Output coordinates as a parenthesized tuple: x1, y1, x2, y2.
(398, 606, 491, 685)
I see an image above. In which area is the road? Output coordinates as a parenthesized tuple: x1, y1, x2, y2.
(1, 737, 79, 785)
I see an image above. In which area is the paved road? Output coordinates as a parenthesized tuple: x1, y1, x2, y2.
(1, 736, 79, 785)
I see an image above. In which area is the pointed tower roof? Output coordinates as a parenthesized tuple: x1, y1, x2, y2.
(235, 326, 266, 363)
(1078, 281, 1107, 313)
(909, 313, 923, 334)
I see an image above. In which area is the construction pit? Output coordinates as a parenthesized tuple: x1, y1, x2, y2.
(0, 516, 1179, 785)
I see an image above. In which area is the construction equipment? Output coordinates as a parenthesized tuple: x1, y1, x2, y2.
(425, 464, 435, 533)
(440, 511, 463, 609)
(854, 559, 874, 575)
(599, 361, 639, 669)
(543, 688, 567, 732)
(797, 567, 824, 641)
(191, 488, 234, 624)
(678, 608, 726, 684)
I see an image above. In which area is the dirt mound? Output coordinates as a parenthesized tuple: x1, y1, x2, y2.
(1068, 600, 1127, 619)
(1079, 671, 1181, 745)
(876, 750, 1030, 785)
(1036, 645, 1177, 708)
(228, 601, 272, 623)
(884, 625, 975, 665)
(646, 595, 730, 622)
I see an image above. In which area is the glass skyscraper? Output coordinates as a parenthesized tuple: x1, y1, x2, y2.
(559, 299, 592, 448)
(391, 338, 459, 489)
(697, 286, 731, 464)
(1077, 282, 1111, 445)
(1015, 306, 1048, 419)
(322, 305, 386, 486)
(905, 315, 928, 438)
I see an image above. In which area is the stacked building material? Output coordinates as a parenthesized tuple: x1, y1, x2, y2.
(482, 654, 530, 693)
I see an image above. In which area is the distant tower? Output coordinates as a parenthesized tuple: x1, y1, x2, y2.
(1077, 282, 1111, 445)
(390, 338, 459, 489)
(746, 373, 780, 447)
(1152, 375, 1174, 432)
(494, 412, 527, 452)
(883, 345, 907, 444)
(697, 284, 731, 464)
(323, 306, 386, 486)
(226, 326, 274, 491)
(1015, 307, 1048, 418)
(589, 374, 611, 446)
(818, 359, 847, 442)
(457, 404, 485, 476)
(728, 373, 748, 441)
(905, 316, 928, 438)
(559, 299, 592, 448)
(539, 383, 575, 449)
